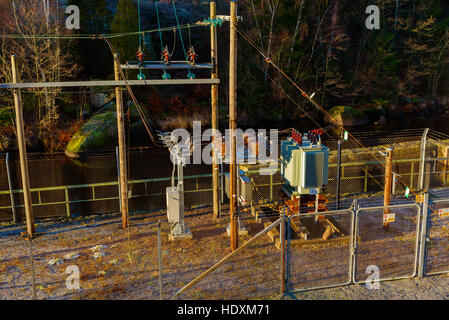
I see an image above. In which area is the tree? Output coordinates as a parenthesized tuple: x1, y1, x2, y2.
(0, 0, 79, 151)
(67, 0, 113, 78)
(110, 0, 140, 63)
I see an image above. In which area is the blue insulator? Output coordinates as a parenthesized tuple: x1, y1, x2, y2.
(162, 71, 171, 80)
(137, 72, 146, 80)
(187, 71, 196, 80)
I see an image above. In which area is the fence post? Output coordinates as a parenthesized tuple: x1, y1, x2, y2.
(280, 212, 286, 295)
(418, 192, 430, 278)
(157, 220, 163, 300)
(392, 172, 397, 194)
(116, 146, 122, 213)
(350, 199, 359, 283)
(364, 165, 368, 193)
(418, 128, 429, 190)
(286, 215, 292, 293)
(336, 140, 342, 207)
(220, 161, 224, 204)
(444, 146, 449, 186)
(65, 187, 71, 217)
(6, 153, 17, 223)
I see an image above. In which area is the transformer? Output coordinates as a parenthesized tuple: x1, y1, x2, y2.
(281, 131, 329, 197)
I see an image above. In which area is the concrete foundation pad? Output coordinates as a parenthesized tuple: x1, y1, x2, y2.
(169, 230, 193, 241)
(226, 223, 248, 237)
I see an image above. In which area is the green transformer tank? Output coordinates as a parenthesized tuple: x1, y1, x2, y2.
(280, 131, 329, 197)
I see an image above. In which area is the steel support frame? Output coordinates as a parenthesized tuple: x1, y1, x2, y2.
(0, 79, 220, 89)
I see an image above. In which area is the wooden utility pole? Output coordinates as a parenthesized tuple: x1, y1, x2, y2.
(229, 0, 239, 251)
(114, 53, 129, 229)
(383, 148, 393, 228)
(211, 1, 220, 219)
(11, 55, 35, 238)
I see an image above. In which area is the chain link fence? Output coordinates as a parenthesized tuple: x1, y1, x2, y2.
(424, 198, 449, 276)
(175, 220, 282, 300)
(353, 204, 421, 283)
(1, 128, 449, 224)
(286, 210, 354, 292)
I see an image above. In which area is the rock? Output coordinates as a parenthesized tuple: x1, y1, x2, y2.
(377, 115, 386, 125)
(65, 111, 118, 157)
(90, 93, 108, 109)
(328, 106, 370, 126)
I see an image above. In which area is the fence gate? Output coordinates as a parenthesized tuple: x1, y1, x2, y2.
(353, 204, 421, 284)
(286, 210, 354, 292)
(424, 198, 449, 276)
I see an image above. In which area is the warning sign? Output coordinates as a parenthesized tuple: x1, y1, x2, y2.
(438, 208, 449, 217)
(415, 194, 424, 204)
(383, 213, 396, 223)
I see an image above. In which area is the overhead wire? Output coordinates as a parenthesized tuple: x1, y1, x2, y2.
(245, 59, 334, 141)
(236, 27, 439, 216)
(103, 38, 161, 147)
(1, 24, 205, 40)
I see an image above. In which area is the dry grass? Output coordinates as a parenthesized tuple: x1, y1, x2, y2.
(0, 208, 280, 300)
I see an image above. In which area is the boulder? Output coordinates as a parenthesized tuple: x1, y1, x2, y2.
(328, 106, 370, 126)
(65, 111, 118, 157)
(65, 103, 155, 157)
(90, 93, 108, 109)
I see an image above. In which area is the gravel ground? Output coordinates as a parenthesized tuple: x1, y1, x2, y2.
(286, 274, 449, 300)
(1, 206, 449, 300)
(0, 208, 281, 300)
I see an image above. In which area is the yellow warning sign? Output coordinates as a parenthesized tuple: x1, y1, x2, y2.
(438, 208, 449, 217)
(383, 213, 396, 223)
(416, 194, 424, 204)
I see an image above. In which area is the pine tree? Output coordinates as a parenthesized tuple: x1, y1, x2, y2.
(110, 0, 140, 63)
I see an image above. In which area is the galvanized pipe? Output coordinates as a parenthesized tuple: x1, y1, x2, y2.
(5, 153, 17, 223)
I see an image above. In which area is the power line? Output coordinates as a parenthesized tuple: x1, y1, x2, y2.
(236, 28, 440, 216)
(103, 38, 161, 147)
(1, 23, 206, 40)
